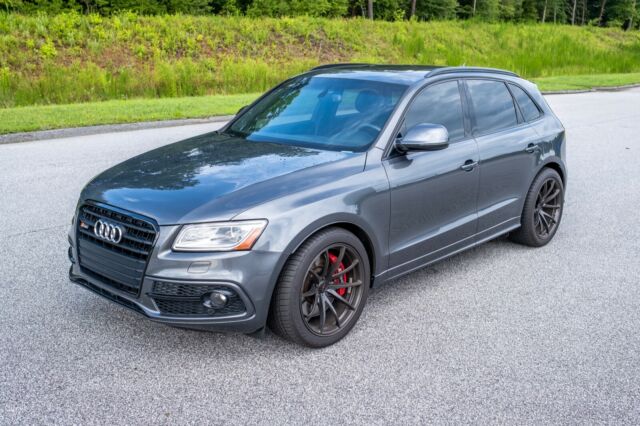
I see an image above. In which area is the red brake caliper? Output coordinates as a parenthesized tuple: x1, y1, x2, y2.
(328, 252, 348, 296)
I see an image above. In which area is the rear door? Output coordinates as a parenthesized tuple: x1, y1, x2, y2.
(464, 79, 542, 240)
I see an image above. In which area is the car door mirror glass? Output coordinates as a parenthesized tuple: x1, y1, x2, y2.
(396, 123, 449, 152)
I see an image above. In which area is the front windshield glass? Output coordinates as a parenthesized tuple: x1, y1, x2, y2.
(227, 75, 408, 152)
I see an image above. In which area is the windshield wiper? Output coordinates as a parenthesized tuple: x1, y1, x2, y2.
(222, 128, 248, 138)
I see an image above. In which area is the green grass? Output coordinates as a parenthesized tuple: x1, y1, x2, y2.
(1, 13, 640, 107)
(533, 73, 640, 91)
(1, 72, 638, 135)
(0, 93, 259, 134)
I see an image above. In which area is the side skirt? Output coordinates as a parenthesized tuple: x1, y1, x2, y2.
(372, 217, 521, 287)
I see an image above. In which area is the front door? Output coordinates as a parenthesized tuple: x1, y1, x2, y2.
(384, 80, 480, 277)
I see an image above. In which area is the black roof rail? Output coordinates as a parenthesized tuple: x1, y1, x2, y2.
(427, 66, 519, 78)
(310, 63, 443, 72)
(311, 63, 372, 71)
(308, 64, 518, 77)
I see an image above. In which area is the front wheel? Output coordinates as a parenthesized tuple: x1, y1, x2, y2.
(268, 228, 370, 347)
(510, 167, 564, 247)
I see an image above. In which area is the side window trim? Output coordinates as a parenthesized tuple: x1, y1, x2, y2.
(458, 79, 473, 138)
(460, 79, 476, 135)
(505, 83, 525, 124)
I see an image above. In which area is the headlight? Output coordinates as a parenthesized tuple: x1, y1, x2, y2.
(172, 220, 267, 252)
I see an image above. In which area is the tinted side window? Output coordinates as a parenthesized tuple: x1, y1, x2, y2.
(404, 81, 465, 142)
(509, 84, 541, 122)
(467, 80, 517, 134)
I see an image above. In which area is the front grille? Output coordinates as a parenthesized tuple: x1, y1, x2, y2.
(74, 277, 146, 315)
(150, 281, 246, 317)
(76, 203, 157, 296)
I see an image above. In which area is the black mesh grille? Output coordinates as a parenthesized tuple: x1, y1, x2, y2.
(75, 277, 145, 315)
(152, 281, 232, 297)
(154, 299, 246, 317)
(150, 281, 246, 317)
(76, 204, 156, 296)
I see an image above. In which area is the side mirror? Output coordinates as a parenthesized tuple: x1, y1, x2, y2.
(237, 105, 249, 115)
(395, 123, 449, 152)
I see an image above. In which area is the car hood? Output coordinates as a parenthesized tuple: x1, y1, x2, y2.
(81, 131, 365, 224)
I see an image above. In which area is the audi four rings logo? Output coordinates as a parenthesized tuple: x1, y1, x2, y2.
(93, 220, 124, 244)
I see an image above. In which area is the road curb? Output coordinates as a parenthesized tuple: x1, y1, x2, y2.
(0, 115, 234, 145)
(541, 82, 640, 95)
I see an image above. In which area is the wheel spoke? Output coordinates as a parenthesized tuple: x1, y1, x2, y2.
(534, 213, 542, 231)
(542, 203, 560, 209)
(324, 295, 341, 328)
(320, 250, 330, 278)
(309, 269, 322, 283)
(302, 288, 317, 298)
(539, 212, 550, 233)
(540, 210, 556, 223)
(304, 295, 319, 319)
(538, 182, 547, 202)
(332, 259, 359, 279)
(544, 189, 560, 203)
(329, 280, 363, 290)
(542, 181, 554, 200)
(319, 294, 327, 333)
(327, 289, 356, 310)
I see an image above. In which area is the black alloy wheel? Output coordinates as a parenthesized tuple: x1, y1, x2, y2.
(533, 177, 562, 239)
(269, 228, 370, 347)
(510, 167, 564, 247)
(300, 244, 365, 336)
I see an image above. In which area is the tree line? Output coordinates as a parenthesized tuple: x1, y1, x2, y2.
(1, 0, 637, 29)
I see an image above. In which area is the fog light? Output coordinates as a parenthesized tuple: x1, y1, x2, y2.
(203, 291, 229, 309)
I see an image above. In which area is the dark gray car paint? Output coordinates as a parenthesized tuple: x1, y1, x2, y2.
(384, 137, 480, 273)
(80, 134, 361, 224)
(69, 67, 566, 333)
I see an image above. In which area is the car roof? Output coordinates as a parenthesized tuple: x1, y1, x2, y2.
(308, 64, 519, 85)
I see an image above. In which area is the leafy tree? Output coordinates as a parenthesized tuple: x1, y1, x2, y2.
(476, 0, 501, 20)
(1, 0, 639, 29)
(606, 0, 637, 25)
(247, 0, 348, 17)
(415, 0, 458, 19)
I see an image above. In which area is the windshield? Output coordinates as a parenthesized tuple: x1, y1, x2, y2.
(227, 76, 408, 152)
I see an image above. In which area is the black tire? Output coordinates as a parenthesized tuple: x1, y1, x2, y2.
(268, 227, 370, 348)
(510, 167, 564, 247)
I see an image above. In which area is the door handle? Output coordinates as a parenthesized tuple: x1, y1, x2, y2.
(460, 160, 478, 171)
(525, 143, 540, 153)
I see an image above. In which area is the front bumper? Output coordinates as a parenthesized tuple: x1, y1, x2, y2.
(68, 224, 284, 334)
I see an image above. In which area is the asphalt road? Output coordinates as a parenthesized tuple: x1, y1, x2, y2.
(1, 89, 639, 424)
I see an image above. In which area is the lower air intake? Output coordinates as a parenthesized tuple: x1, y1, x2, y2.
(150, 281, 246, 317)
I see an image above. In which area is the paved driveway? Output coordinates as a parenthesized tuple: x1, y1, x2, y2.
(1, 89, 639, 424)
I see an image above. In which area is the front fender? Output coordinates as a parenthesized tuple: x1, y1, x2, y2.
(233, 161, 391, 323)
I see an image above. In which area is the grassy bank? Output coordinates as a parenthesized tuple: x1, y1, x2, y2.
(2, 13, 640, 108)
(1, 73, 638, 135)
(0, 93, 258, 134)
(534, 73, 640, 91)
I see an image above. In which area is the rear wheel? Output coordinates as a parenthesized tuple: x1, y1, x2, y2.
(269, 228, 370, 347)
(510, 168, 564, 247)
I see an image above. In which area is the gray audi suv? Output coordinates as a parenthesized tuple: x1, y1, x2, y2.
(68, 64, 566, 347)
